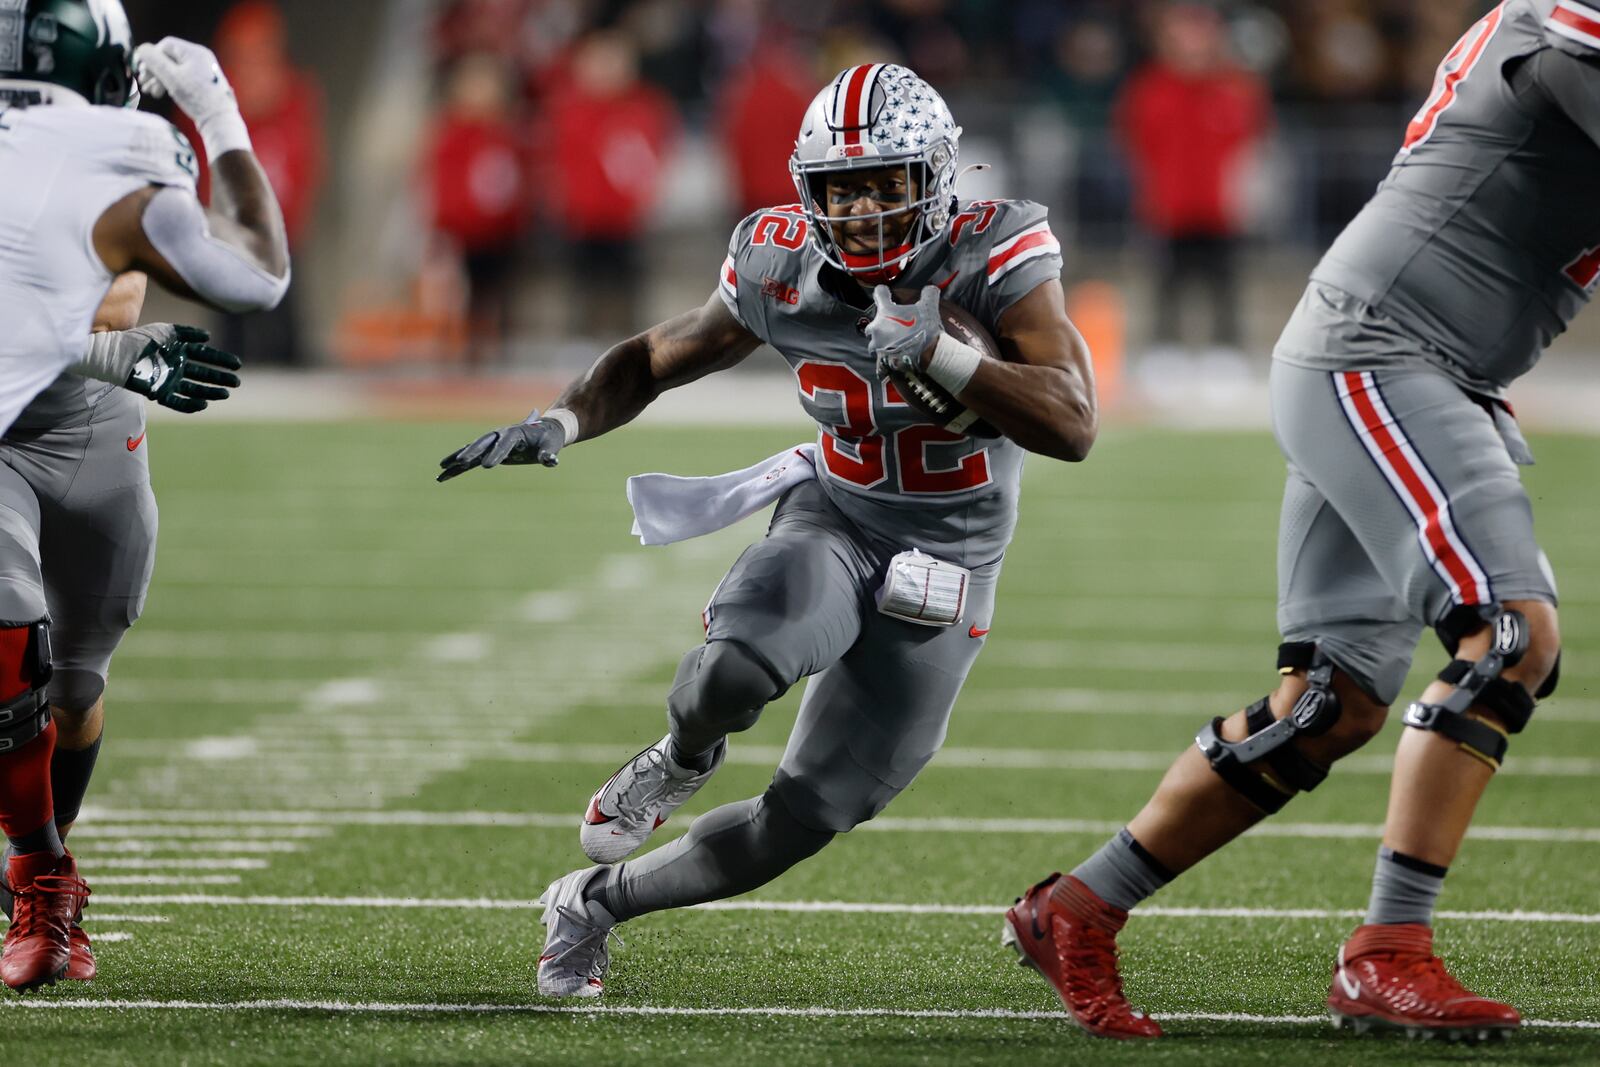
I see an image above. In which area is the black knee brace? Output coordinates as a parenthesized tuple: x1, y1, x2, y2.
(1196, 643, 1340, 814)
(0, 621, 51, 754)
(1404, 606, 1533, 769)
(669, 639, 787, 737)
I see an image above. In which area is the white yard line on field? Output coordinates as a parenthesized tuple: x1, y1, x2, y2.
(101, 737, 1600, 778)
(0, 998, 1591, 1029)
(81, 859, 269, 871)
(79, 894, 1600, 925)
(76, 806, 1600, 843)
(88, 876, 243, 886)
(99, 678, 1600, 722)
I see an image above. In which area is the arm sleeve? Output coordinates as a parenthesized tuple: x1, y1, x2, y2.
(141, 185, 290, 313)
(1534, 38, 1600, 146)
(977, 201, 1064, 327)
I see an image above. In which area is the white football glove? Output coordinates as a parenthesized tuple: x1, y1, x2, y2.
(133, 38, 252, 158)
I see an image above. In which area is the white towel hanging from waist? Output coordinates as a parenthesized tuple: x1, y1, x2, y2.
(627, 443, 818, 546)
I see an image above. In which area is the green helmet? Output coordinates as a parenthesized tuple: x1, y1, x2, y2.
(0, 0, 136, 107)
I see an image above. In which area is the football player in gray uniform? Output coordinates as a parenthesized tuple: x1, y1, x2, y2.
(0, 0, 288, 993)
(1005, 0, 1584, 1041)
(440, 63, 1096, 997)
(0, 268, 243, 988)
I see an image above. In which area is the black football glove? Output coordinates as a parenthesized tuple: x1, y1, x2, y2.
(437, 412, 567, 482)
(124, 325, 242, 414)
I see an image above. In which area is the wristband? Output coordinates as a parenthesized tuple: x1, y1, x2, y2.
(74, 331, 140, 385)
(197, 109, 253, 159)
(924, 332, 983, 395)
(541, 407, 580, 444)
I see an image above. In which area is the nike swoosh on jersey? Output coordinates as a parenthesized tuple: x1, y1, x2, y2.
(126, 432, 146, 451)
(969, 624, 991, 638)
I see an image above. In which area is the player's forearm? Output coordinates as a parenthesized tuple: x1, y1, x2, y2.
(958, 361, 1098, 461)
(206, 152, 290, 281)
(548, 335, 662, 444)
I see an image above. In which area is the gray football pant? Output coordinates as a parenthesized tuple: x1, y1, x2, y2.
(0, 390, 156, 711)
(1270, 360, 1555, 704)
(604, 480, 998, 921)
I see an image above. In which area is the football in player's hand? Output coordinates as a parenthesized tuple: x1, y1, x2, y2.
(886, 294, 1004, 438)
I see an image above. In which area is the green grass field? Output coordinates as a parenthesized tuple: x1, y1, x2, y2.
(5, 420, 1597, 1065)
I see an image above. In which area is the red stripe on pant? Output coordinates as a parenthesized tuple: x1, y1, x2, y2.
(1340, 372, 1483, 604)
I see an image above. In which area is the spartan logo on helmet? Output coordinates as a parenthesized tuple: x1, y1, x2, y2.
(0, 0, 135, 108)
(789, 63, 963, 283)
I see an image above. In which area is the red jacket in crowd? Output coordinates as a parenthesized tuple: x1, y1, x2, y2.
(179, 75, 325, 246)
(1117, 63, 1269, 237)
(717, 44, 813, 216)
(426, 115, 530, 253)
(543, 79, 677, 241)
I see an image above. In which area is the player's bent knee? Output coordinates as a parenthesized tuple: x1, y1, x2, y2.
(1408, 603, 1551, 769)
(0, 620, 51, 754)
(668, 639, 787, 736)
(47, 668, 105, 717)
(1323, 681, 1388, 748)
(1196, 642, 1346, 815)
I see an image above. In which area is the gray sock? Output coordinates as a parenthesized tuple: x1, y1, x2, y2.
(600, 789, 833, 922)
(1070, 828, 1173, 912)
(1365, 847, 1447, 926)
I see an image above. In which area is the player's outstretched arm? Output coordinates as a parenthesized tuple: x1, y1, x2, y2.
(92, 38, 289, 313)
(73, 324, 242, 414)
(437, 291, 760, 482)
(952, 279, 1097, 461)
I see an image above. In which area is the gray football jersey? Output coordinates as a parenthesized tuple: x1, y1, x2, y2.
(1301, 0, 1600, 391)
(719, 200, 1063, 568)
(8, 374, 113, 434)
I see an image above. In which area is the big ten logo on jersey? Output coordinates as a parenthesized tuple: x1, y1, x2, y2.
(793, 360, 992, 495)
(949, 200, 1002, 244)
(751, 206, 809, 250)
(761, 276, 800, 305)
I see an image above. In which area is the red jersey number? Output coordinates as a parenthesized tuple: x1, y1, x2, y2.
(1401, 4, 1505, 154)
(752, 212, 809, 250)
(795, 363, 992, 493)
(796, 362, 886, 488)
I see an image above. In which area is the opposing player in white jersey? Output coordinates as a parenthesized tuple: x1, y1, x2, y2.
(0, 0, 288, 993)
(439, 63, 1096, 996)
(1005, 0, 1587, 1041)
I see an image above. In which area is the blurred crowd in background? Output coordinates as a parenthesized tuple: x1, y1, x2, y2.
(122, 0, 1501, 374)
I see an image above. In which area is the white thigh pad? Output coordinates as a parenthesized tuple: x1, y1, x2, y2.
(876, 549, 969, 627)
(141, 185, 288, 313)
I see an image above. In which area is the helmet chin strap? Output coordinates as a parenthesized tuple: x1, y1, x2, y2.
(839, 241, 915, 284)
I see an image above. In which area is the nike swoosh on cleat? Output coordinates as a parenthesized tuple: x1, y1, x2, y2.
(969, 624, 990, 638)
(1338, 970, 1363, 1000)
(583, 795, 618, 826)
(885, 315, 916, 327)
(126, 432, 146, 452)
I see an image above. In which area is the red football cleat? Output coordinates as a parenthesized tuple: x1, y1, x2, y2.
(1328, 923, 1520, 1042)
(66, 924, 94, 982)
(1002, 873, 1162, 1039)
(1, 851, 88, 993)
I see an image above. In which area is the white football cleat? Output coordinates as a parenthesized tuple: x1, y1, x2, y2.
(579, 735, 724, 863)
(536, 866, 621, 998)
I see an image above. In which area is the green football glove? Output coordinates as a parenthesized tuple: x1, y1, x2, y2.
(124, 325, 243, 414)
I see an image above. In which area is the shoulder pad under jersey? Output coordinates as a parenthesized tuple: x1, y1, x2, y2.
(46, 107, 201, 193)
(718, 204, 815, 342)
(941, 199, 1063, 334)
(1540, 0, 1600, 59)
